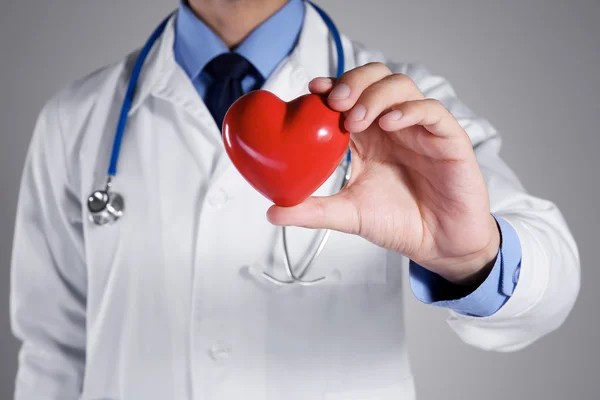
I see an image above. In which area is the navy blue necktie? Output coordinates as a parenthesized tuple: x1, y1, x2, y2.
(204, 52, 260, 130)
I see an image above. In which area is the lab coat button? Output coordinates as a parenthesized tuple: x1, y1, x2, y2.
(207, 188, 229, 208)
(209, 342, 231, 361)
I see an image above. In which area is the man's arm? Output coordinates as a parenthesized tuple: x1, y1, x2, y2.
(10, 94, 87, 398)
(403, 62, 580, 351)
(268, 57, 580, 352)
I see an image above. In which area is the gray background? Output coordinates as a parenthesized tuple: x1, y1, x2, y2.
(1, 0, 598, 398)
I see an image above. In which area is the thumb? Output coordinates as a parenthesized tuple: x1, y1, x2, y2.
(266, 193, 359, 234)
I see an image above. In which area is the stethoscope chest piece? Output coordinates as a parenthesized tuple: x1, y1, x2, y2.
(87, 187, 124, 226)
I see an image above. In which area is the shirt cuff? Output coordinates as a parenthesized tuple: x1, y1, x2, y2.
(409, 215, 522, 317)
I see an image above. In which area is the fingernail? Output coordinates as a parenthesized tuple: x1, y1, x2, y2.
(311, 77, 334, 87)
(347, 104, 366, 121)
(384, 110, 404, 120)
(328, 83, 351, 100)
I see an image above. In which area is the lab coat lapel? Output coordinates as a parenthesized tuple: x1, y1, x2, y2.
(128, 13, 217, 121)
(129, 5, 349, 190)
(129, 12, 226, 173)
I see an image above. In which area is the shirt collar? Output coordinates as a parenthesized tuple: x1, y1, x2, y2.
(174, 0, 305, 81)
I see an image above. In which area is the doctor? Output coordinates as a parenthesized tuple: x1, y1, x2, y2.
(10, 0, 580, 399)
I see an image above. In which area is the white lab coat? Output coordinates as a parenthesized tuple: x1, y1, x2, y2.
(10, 6, 580, 400)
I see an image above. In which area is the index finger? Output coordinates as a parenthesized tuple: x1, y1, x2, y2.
(309, 62, 393, 112)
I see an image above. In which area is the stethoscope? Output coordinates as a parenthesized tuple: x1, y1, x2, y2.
(87, 1, 349, 286)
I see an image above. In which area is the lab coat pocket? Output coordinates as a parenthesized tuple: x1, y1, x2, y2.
(280, 226, 389, 286)
(323, 230, 389, 286)
(324, 379, 416, 400)
(265, 164, 388, 287)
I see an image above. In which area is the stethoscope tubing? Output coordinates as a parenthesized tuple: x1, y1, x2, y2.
(90, 1, 350, 286)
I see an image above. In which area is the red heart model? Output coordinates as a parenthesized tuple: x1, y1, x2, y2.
(222, 90, 350, 207)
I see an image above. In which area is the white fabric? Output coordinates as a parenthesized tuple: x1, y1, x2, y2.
(10, 6, 580, 400)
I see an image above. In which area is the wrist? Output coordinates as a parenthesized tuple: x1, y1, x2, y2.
(438, 215, 501, 287)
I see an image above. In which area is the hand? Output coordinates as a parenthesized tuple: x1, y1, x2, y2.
(266, 62, 500, 286)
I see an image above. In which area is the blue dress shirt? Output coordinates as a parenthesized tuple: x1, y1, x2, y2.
(410, 215, 522, 316)
(173, 0, 523, 317)
(174, 0, 305, 100)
